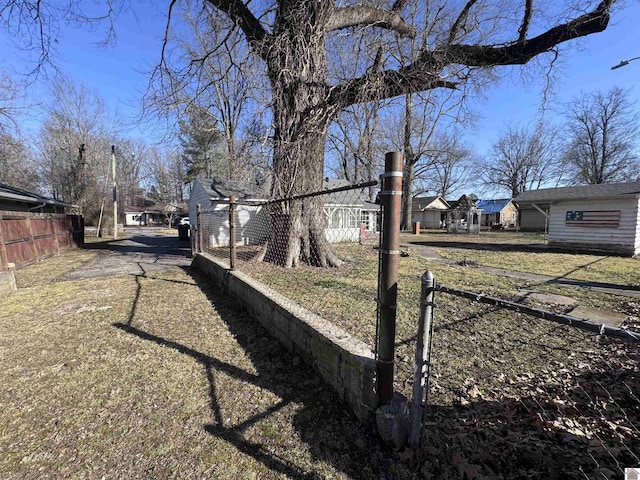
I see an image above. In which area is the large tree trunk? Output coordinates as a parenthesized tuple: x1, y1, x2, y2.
(263, 1, 343, 268)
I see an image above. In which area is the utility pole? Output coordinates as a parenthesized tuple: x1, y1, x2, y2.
(111, 145, 118, 240)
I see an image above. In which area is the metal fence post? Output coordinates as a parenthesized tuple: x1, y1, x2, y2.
(229, 195, 237, 270)
(376, 151, 403, 406)
(409, 270, 435, 448)
(196, 203, 202, 253)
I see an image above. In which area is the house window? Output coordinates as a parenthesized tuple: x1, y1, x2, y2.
(346, 208, 359, 228)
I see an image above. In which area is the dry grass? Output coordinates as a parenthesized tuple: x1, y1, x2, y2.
(436, 248, 640, 287)
(240, 241, 640, 478)
(0, 250, 379, 479)
(3, 233, 639, 479)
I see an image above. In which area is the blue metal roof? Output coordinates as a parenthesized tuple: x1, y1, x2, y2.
(476, 198, 512, 214)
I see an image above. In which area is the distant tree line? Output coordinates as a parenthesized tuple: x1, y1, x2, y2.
(481, 86, 640, 197)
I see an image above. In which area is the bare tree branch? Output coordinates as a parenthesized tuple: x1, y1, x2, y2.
(448, 0, 478, 44)
(518, 0, 533, 42)
(326, 6, 416, 38)
(446, 0, 613, 66)
(204, 0, 271, 59)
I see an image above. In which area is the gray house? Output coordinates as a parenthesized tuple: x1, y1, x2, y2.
(514, 182, 640, 256)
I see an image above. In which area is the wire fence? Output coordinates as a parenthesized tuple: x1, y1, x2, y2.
(401, 279, 640, 479)
(194, 179, 639, 477)
(196, 180, 382, 326)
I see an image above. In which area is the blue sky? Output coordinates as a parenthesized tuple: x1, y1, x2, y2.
(465, 1, 640, 154)
(2, 1, 639, 156)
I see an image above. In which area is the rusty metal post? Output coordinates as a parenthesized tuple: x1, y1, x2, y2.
(196, 204, 203, 253)
(377, 151, 403, 405)
(409, 270, 435, 448)
(111, 145, 118, 240)
(229, 195, 237, 270)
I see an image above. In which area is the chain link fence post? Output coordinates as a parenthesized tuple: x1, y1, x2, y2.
(409, 270, 436, 448)
(229, 195, 237, 270)
(196, 203, 202, 254)
(376, 151, 403, 406)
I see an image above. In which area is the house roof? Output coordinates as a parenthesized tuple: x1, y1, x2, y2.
(362, 200, 380, 212)
(514, 182, 640, 204)
(0, 182, 74, 208)
(412, 196, 449, 211)
(198, 178, 266, 200)
(323, 178, 370, 205)
(199, 176, 374, 207)
(124, 206, 165, 214)
(476, 198, 512, 214)
(446, 194, 479, 210)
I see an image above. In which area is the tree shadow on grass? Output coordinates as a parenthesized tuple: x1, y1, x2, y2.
(112, 265, 383, 479)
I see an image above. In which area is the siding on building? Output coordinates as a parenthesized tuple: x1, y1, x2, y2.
(548, 197, 640, 256)
(635, 201, 640, 255)
(188, 181, 213, 222)
(411, 197, 449, 228)
(519, 207, 548, 232)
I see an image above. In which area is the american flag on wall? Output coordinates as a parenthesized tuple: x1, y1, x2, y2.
(565, 210, 620, 228)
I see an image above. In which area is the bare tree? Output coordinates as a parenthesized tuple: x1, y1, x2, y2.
(0, 132, 39, 190)
(415, 133, 474, 198)
(36, 75, 118, 222)
(327, 101, 386, 198)
(481, 123, 562, 197)
(151, 0, 617, 267)
(146, 147, 186, 223)
(562, 86, 639, 184)
(176, 4, 265, 181)
(0, 1, 121, 74)
(114, 139, 152, 210)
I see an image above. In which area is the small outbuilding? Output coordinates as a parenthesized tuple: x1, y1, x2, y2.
(514, 182, 640, 256)
(446, 194, 482, 234)
(476, 198, 518, 229)
(411, 196, 449, 229)
(188, 178, 267, 247)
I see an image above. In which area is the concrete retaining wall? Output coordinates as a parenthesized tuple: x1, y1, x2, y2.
(192, 253, 378, 423)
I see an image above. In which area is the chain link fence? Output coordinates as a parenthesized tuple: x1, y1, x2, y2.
(194, 178, 639, 477)
(400, 280, 640, 479)
(196, 180, 382, 326)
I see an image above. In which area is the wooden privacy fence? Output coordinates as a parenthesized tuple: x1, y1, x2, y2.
(0, 211, 84, 270)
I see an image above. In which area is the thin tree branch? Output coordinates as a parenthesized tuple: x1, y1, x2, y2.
(204, 0, 271, 59)
(518, 0, 533, 42)
(445, 0, 613, 66)
(448, 0, 478, 44)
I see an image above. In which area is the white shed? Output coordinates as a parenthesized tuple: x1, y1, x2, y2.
(514, 182, 640, 256)
(189, 178, 268, 247)
(411, 196, 449, 228)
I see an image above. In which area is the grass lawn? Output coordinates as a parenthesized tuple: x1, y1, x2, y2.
(2, 233, 638, 479)
(240, 237, 640, 478)
(0, 250, 379, 479)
